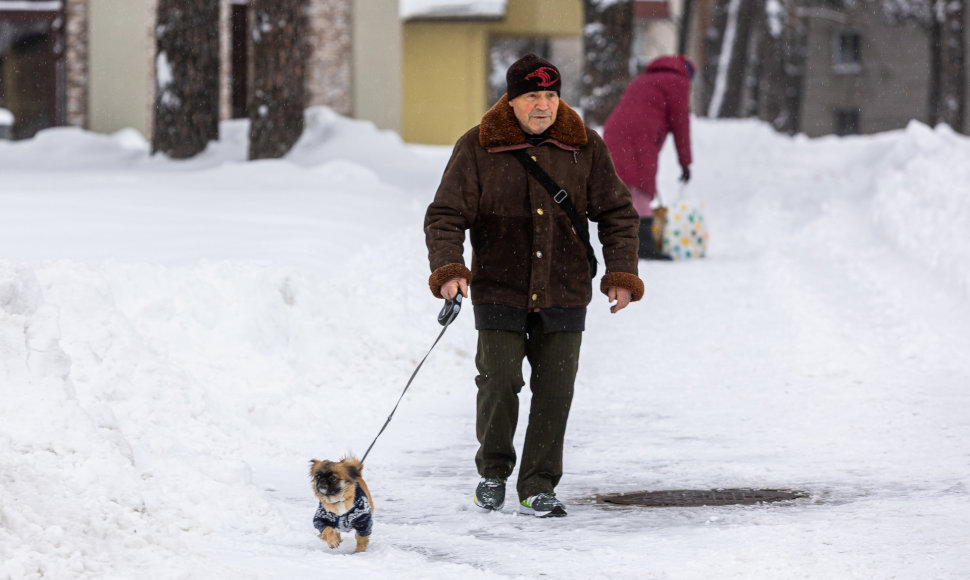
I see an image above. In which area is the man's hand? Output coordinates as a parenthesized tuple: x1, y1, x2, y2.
(679, 165, 691, 183)
(440, 277, 468, 300)
(607, 287, 632, 314)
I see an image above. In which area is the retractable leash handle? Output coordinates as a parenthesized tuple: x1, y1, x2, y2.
(359, 291, 463, 466)
(437, 292, 462, 326)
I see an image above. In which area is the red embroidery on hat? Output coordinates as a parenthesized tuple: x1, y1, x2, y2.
(524, 67, 559, 87)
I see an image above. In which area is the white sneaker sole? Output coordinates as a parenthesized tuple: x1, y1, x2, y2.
(474, 496, 504, 511)
(518, 503, 567, 517)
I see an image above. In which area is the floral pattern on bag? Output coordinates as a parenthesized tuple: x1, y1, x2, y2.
(661, 201, 709, 259)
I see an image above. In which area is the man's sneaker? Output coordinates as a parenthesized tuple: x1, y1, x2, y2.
(474, 478, 506, 511)
(519, 493, 567, 517)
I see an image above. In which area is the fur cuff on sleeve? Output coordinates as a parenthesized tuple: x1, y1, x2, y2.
(600, 272, 644, 302)
(428, 263, 472, 298)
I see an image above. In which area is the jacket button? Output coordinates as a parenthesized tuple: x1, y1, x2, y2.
(531, 293, 538, 301)
(537, 208, 544, 215)
(536, 251, 543, 258)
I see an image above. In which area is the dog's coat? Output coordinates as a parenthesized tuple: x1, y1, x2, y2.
(313, 483, 372, 537)
(310, 457, 374, 553)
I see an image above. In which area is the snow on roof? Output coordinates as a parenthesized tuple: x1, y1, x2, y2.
(0, 1, 63, 11)
(400, 0, 507, 20)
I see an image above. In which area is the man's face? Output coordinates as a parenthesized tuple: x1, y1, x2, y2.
(509, 91, 559, 135)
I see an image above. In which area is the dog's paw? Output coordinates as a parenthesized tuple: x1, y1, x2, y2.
(354, 535, 369, 553)
(319, 528, 342, 549)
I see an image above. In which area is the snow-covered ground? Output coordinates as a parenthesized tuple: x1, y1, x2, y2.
(2, 109, 969, 579)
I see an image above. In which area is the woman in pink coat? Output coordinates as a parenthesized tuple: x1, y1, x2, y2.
(603, 55, 694, 260)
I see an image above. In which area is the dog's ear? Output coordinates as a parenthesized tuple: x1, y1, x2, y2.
(309, 459, 327, 477)
(345, 462, 360, 482)
(340, 456, 363, 471)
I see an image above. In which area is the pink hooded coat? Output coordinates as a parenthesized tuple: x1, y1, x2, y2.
(603, 56, 693, 216)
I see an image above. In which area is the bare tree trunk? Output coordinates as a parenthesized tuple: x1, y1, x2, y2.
(758, 5, 784, 126)
(783, 27, 808, 135)
(757, 0, 807, 134)
(744, 22, 764, 118)
(938, 0, 965, 131)
(927, 16, 943, 126)
(678, 0, 696, 55)
(152, 0, 220, 158)
(877, 0, 964, 131)
(581, 0, 634, 127)
(249, 0, 308, 160)
(700, 0, 726, 115)
(705, 0, 758, 118)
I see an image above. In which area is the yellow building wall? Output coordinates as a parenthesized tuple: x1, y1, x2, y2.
(403, 24, 489, 146)
(402, 0, 582, 145)
(494, 0, 583, 36)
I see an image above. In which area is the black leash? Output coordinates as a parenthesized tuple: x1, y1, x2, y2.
(359, 292, 463, 466)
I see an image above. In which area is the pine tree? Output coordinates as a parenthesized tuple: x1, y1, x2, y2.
(151, 0, 220, 158)
(249, 0, 308, 160)
(581, 0, 634, 127)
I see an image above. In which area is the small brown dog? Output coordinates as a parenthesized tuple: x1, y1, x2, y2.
(310, 456, 374, 553)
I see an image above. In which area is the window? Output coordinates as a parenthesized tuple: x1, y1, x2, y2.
(834, 108, 860, 136)
(833, 32, 862, 74)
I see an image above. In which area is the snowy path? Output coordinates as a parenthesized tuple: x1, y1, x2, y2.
(331, 138, 970, 578)
(2, 116, 969, 579)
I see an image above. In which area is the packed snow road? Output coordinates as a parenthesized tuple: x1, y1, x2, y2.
(2, 112, 969, 579)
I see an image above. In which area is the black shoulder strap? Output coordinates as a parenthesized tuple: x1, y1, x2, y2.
(512, 149, 598, 278)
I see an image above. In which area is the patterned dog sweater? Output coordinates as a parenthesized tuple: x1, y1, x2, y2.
(313, 484, 373, 537)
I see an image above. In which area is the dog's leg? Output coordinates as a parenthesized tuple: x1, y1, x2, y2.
(319, 528, 342, 549)
(354, 533, 369, 553)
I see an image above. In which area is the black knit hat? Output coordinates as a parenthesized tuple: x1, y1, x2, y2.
(506, 53, 562, 100)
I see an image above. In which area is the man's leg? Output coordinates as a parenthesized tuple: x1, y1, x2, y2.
(475, 330, 526, 480)
(517, 321, 582, 501)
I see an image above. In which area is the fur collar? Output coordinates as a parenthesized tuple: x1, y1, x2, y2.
(479, 94, 588, 151)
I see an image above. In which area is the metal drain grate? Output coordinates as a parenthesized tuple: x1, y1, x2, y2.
(596, 489, 808, 507)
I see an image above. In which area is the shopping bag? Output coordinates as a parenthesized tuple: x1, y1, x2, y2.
(660, 188, 709, 260)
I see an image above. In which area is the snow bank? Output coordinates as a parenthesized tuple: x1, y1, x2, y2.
(0, 260, 300, 578)
(0, 108, 439, 191)
(0, 109, 446, 579)
(669, 117, 970, 301)
(870, 121, 970, 298)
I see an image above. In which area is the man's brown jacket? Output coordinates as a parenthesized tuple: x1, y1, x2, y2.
(425, 95, 644, 310)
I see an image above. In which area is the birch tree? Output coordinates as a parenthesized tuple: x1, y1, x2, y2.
(152, 0, 220, 158)
(249, 0, 308, 160)
(703, 0, 758, 118)
(581, 0, 634, 127)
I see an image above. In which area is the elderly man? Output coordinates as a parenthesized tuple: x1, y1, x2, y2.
(424, 54, 643, 517)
